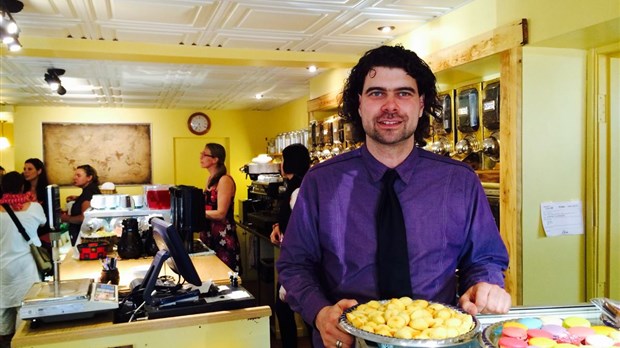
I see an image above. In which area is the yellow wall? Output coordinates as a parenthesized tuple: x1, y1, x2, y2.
(521, 47, 588, 304)
(309, 68, 350, 99)
(11, 98, 309, 207)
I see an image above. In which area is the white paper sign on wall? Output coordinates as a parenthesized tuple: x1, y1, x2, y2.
(540, 200, 584, 237)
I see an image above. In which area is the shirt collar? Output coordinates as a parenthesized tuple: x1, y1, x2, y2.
(360, 144, 420, 185)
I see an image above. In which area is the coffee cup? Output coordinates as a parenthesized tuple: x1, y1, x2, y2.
(105, 195, 119, 209)
(91, 195, 105, 209)
(118, 195, 134, 209)
(131, 195, 144, 208)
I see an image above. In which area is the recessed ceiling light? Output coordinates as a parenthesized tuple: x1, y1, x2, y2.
(378, 26, 395, 33)
(255, 93, 263, 100)
(307, 65, 317, 73)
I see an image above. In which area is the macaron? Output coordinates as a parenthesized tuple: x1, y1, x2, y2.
(539, 316, 564, 326)
(585, 334, 614, 347)
(592, 325, 618, 336)
(555, 344, 579, 348)
(568, 326, 595, 341)
(504, 321, 529, 330)
(528, 337, 556, 348)
(498, 336, 528, 348)
(519, 317, 543, 329)
(563, 316, 591, 328)
(541, 324, 570, 340)
(527, 329, 554, 339)
(502, 326, 528, 340)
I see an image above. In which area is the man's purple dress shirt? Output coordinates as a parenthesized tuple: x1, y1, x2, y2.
(276, 145, 508, 346)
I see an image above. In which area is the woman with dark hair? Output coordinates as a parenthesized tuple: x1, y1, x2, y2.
(23, 158, 49, 203)
(23, 158, 52, 250)
(199, 143, 241, 273)
(270, 143, 312, 348)
(0, 172, 45, 347)
(60, 164, 101, 246)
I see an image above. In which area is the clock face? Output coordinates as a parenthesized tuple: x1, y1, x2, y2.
(188, 112, 211, 135)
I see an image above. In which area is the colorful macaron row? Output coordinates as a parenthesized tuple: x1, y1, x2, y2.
(496, 316, 620, 348)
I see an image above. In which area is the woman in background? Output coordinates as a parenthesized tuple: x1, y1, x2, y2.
(0, 172, 45, 348)
(60, 164, 101, 246)
(23, 158, 52, 252)
(270, 144, 312, 348)
(199, 143, 241, 273)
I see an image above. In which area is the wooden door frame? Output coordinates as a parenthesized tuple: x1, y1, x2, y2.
(585, 43, 620, 299)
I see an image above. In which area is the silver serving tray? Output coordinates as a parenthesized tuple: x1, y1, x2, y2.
(338, 301, 480, 348)
(478, 314, 613, 348)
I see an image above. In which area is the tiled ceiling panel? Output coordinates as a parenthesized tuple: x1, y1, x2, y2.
(0, 0, 475, 110)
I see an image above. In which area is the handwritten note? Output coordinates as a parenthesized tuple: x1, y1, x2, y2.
(540, 200, 584, 237)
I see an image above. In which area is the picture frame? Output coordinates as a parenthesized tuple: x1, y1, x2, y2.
(42, 123, 152, 186)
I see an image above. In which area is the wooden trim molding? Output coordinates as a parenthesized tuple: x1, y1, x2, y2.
(307, 90, 341, 113)
(425, 19, 528, 73)
(499, 47, 523, 305)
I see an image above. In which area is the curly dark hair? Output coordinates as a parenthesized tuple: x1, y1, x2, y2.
(339, 45, 441, 147)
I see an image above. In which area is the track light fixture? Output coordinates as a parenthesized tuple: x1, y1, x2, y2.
(45, 68, 67, 95)
(0, 0, 23, 52)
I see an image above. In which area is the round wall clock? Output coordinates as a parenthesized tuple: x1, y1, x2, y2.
(187, 112, 211, 135)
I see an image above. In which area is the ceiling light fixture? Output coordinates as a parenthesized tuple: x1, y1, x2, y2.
(378, 26, 395, 33)
(44, 68, 67, 95)
(0, 120, 10, 150)
(0, 0, 23, 52)
(307, 65, 317, 73)
(255, 93, 263, 100)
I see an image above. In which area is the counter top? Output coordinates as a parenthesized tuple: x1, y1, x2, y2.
(59, 248, 235, 290)
(13, 305, 271, 347)
(12, 248, 270, 348)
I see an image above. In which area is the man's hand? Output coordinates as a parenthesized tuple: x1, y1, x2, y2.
(315, 299, 358, 348)
(459, 282, 511, 315)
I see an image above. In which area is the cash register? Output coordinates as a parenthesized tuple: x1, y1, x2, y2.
(120, 218, 255, 321)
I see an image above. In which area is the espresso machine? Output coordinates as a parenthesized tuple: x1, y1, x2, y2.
(240, 177, 284, 237)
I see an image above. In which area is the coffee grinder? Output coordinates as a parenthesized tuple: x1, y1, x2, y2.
(481, 79, 501, 170)
(455, 83, 483, 170)
(431, 91, 456, 157)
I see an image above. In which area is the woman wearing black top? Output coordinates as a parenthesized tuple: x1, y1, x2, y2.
(270, 144, 311, 348)
(60, 164, 101, 246)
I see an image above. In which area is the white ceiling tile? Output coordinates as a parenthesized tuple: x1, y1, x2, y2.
(1, 0, 475, 110)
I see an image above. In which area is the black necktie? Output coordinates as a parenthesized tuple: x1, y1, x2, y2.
(376, 169, 412, 299)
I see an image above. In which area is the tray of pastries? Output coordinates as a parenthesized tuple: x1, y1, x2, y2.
(338, 297, 480, 347)
(478, 315, 620, 348)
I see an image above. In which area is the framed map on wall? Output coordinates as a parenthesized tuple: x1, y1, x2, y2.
(43, 123, 152, 186)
